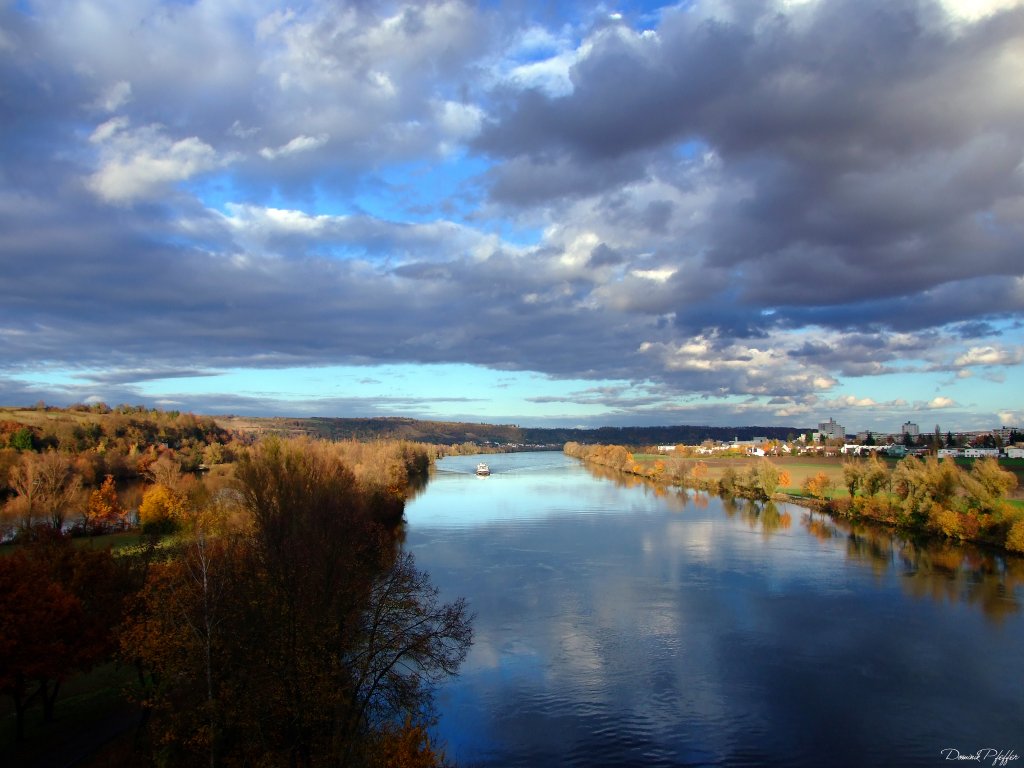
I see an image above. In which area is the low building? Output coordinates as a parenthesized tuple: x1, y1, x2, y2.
(964, 448, 1000, 458)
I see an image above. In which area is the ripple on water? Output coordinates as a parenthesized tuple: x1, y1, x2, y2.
(414, 453, 1024, 768)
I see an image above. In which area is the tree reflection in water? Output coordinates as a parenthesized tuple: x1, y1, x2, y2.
(582, 459, 1021, 623)
(803, 508, 1022, 623)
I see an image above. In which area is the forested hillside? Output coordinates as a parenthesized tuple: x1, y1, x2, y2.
(214, 414, 806, 447)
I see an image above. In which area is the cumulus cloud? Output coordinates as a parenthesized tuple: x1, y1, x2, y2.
(0, 0, 1022, 427)
(87, 119, 227, 203)
(997, 410, 1023, 426)
(953, 345, 1024, 367)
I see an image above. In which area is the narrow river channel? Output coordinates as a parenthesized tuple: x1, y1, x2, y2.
(404, 451, 1024, 768)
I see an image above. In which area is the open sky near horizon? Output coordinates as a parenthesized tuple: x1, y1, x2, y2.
(2, 0, 1023, 432)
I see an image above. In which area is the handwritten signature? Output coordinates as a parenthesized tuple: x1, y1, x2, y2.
(941, 748, 1019, 767)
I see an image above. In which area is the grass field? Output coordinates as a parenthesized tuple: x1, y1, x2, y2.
(0, 530, 152, 557)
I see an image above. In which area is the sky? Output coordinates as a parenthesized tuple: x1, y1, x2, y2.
(1, 0, 1023, 433)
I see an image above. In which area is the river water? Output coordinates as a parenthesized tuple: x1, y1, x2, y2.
(403, 452, 1024, 768)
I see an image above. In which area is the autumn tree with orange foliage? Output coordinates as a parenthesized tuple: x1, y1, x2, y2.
(84, 474, 126, 533)
(803, 472, 835, 501)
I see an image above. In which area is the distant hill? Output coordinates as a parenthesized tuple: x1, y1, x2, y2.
(214, 415, 808, 448)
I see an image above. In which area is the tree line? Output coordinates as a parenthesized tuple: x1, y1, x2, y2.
(2, 434, 471, 767)
(563, 442, 791, 501)
(832, 454, 1023, 551)
(564, 442, 1023, 553)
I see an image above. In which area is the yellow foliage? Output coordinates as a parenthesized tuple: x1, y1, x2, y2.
(931, 506, 964, 539)
(802, 471, 834, 500)
(373, 718, 446, 768)
(1007, 519, 1024, 553)
(138, 484, 188, 529)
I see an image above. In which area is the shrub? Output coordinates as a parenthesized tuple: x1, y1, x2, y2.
(1006, 519, 1024, 553)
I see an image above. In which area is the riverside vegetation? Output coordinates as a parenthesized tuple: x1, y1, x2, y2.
(564, 442, 1024, 553)
(1, 407, 471, 768)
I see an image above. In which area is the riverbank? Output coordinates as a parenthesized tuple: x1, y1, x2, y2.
(563, 443, 1024, 555)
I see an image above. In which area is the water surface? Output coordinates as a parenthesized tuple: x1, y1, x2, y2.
(405, 452, 1024, 767)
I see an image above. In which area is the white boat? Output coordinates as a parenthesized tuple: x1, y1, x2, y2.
(476, 462, 490, 476)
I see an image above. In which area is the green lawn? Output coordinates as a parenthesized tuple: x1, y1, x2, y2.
(1, 529, 156, 557)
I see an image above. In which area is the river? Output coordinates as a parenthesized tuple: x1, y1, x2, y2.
(403, 452, 1024, 768)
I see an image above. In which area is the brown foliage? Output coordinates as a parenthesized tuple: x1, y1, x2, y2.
(123, 437, 469, 767)
(0, 533, 132, 741)
(7, 450, 82, 532)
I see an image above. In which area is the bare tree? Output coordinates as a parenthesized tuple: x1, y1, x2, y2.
(147, 453, 183, 490)
(8, 451, 82, 531)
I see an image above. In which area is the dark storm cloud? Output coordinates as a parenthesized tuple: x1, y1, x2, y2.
(474, 0, 1024, 339)
(772, 277, 1022, 334)
(80, 369, 221, 386)
(0, 183, 651, 383)
(587, 243, 624, 268)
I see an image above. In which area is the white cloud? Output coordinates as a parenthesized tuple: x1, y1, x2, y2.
(493, 23, 580, 96)
(997, 410, 1023, 426)
(776, 0, 1024, 22)
(218, 203, 498, 263)
(953, 345, 1024, 367)
(435, 100, 484, 142)
(938, 0, 1024, 22)
(259, 134, 330, 160)
(505, 53, 578, 96)
(631, 268, 676, 282)
(222, 204, 332, 236)
(87, 119, 226, 204)
(835, 396, 878, 407)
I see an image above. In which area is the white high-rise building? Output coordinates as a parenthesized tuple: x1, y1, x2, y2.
(901, 421, 919, 437)
(818, 418, 845, 440)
